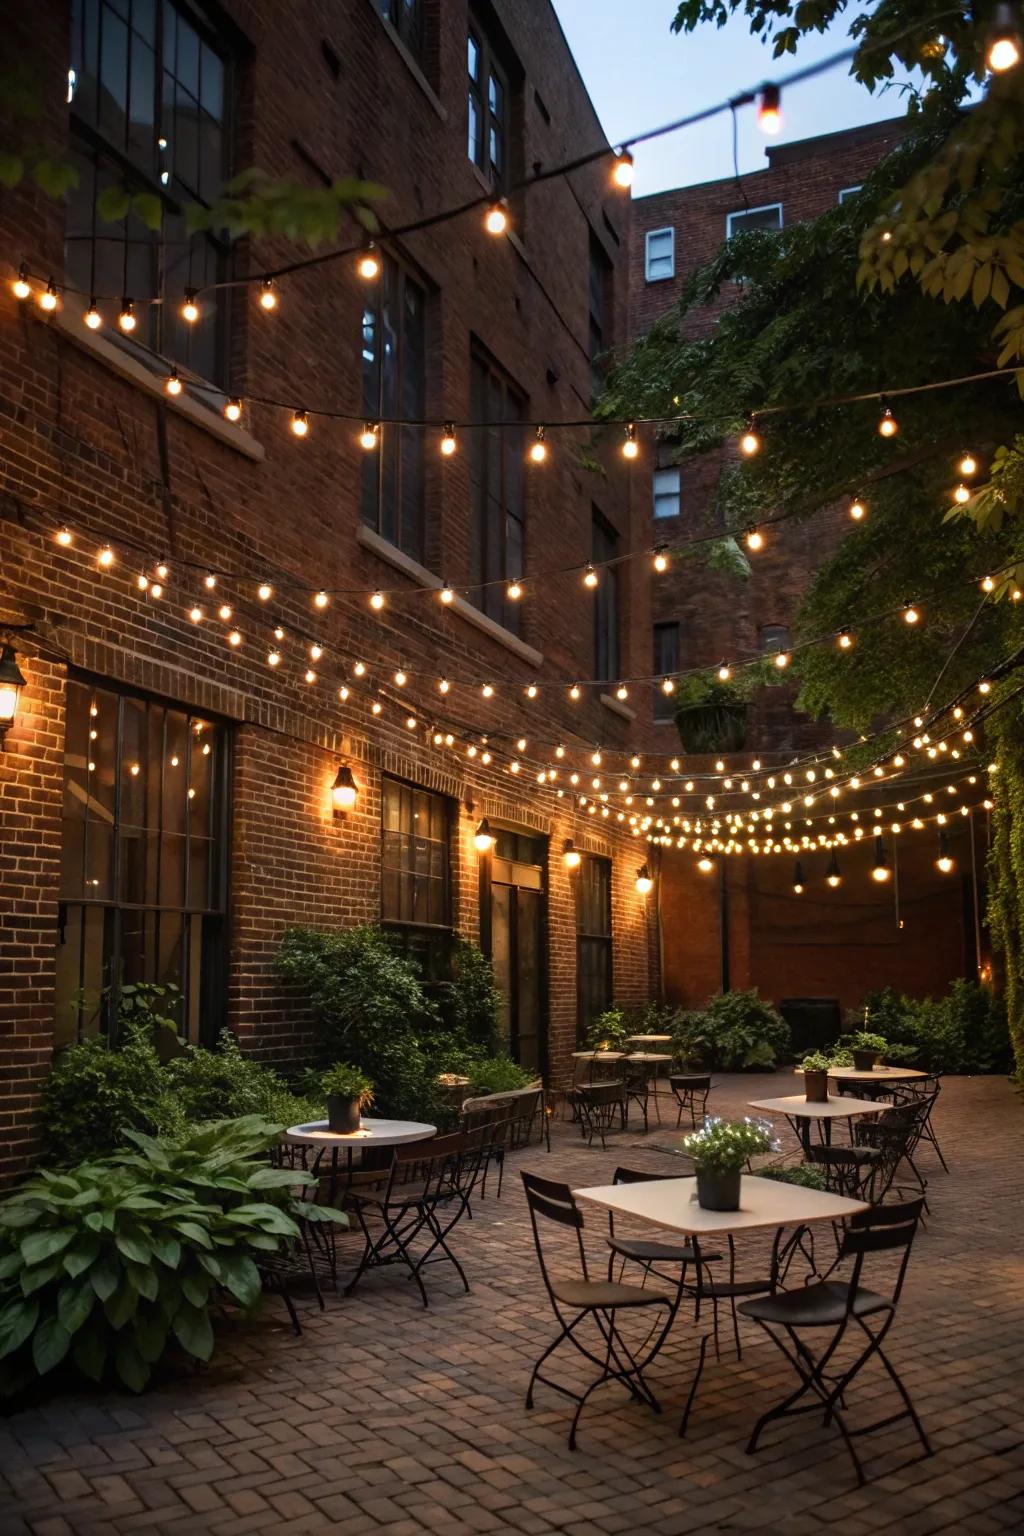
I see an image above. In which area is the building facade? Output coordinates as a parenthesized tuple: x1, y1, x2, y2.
(0, 0, 658, 1183)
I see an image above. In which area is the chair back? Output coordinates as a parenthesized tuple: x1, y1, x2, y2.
(389, 1131, 468, 1203)
(521, 1170, 588, 1296)
(670, 1074, 711, 1091)
(508, 1086, 545, 1149)
(582, 1080, 624, 1107)
(839, 1197, 924, 1304)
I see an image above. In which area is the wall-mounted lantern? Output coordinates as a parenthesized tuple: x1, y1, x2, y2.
(0, 645, 26, 748)
(331, 762, 358, 812)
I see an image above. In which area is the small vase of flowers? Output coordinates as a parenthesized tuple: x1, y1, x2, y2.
(800, 1051, 832, 1104)
(682, 1117, 775, 1210)
(321, 1063, 374, 1134)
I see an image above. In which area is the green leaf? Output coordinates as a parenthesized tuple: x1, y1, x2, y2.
(181, 1268, 210, 1308)
(73, 1320, 107, 1382)
(0, 1298, 39, 1359)
(32, 1315, 72, 1375)
(131, 192, 163, 231)
(31, 157, 79, 197)
(173, 1221, 213, 1250)
(133, 1308, 168, 1364)
(149, 1231, 181, 1269)
(103, 1279, 138, 1330)
(115, 1230, 153, 1265)
(172, 1301, 213, 1362)
(124, 1261, 158, 1302)
(20, 1228, 74, 1267)
(96, 183, 131, 222)
(20, 1254, 67, 1296)
(0, 1251, 21, 1280)
(215, 1252, 261, 1308)
(57, 1277, 96, 1335)
(64, 1235, 102, 1278)
(115, 1333, 150, 1392)
(90, 1253, 121, 1302)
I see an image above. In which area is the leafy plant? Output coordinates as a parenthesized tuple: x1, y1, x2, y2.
(756, 1163, 828, 1191)
(465, 1056, 535, 1096)
(682, 1117, 776, 1172)
(0, 1118, 344, 1398)
(583, 1008, 631, 1051)
(320, 1063, 374, 1107)
(860, 981, 1011, 1073)
(800, 1051, 833, 1073)
(671, 990, 791, 1070)
(438, 940, 502, 1052)
(849, 1031, 888, 1053)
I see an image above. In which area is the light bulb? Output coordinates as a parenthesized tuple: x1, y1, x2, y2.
(181, 289, 200, 323)
(137, 574, 149, 591)
(438, 677, 450, 693)
(849, 497, 866, 521)
(953, 483, 970, 504)
(529, 426, 547, 463)
(332, 765, 358, 810)
(218, 604, 232, 621)
(257, 582, 273, 601)
(987, 5, 1022, 71)
(84, 299, 102, 330)
(97, 545, 115, 568)
(204, 572, 217, 589)
(959, 452, 978, 477)
(258, 279, 277, 310)
(482, 682, 495, 698)
(697, 857, 714, 874)
(717, 663, 731, 681)
(394, 668, 407, 686)
(117, 298, 138, 332)
(440, 582, 455, 604)
(739, 422, 761, 456)
(484, 200, 508, 235)
(291, 409, 309, 436)
(837, 629, 853, 650)
(526, 683, 538, 698)
(569, 683, 581, 700)
(155, 563, 169, 580)
(774, 651, 790, 669)
(228, 630, 242, 647)
(583, 564, 599, 588)
(189, 606, 203, 623)
(622, 422, 639, 459)
(56, 526, 73, 546)
(39, 277, 59, 312)
(507, 579, 522, 600)
(12, 265, 31, 300)
(878, 402, 898, 437)
(165, 368, 183, 396)
(563, 840, 581, 869)
(267, 650, 281, 667)
(310, 644, 323, 661)
(616, 684, 628, 701)
(305, 669, 317, 684)
(370, 590, 385, 610)
(757, 83, 782, 134)
(982, 575, 995, 592)
(653, 548, 669, 572)
(474, 818, 494, 852)
(612, 149, 634, 188)
(903, 602, 919, 625)
(635, 865, 654, 895)
(661, 676, 676, 694)
(359, 421, 380, 450)
(357, 241, 380, 280)
(223, 397, 242, 422)
(314, 590, 329, 609)
(746, 527, 763, 551)
(440, 423, 457, 456)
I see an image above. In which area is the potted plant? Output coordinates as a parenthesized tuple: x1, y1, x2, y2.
(848, 1030, 888, 1072)
(682, 1117, 775, 1211)
(800, 1051, 832, 1103)
(583, 1008, 630, 1052)
(673, 672, 750, 754)
(321, 1062, 374, 1134)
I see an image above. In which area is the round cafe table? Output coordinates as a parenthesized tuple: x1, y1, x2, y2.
(624, 1034, 673, 1048)
(286, 1117, 436, 1199)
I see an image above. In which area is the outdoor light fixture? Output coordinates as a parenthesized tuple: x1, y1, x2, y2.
(878, 398, 898, 437)
(849, 496, 866, 520)
(635, 864, 654, 895)
(739, 417, 761, 456)
(745, 526, 764, 550)
(622, 422, 639, 459)
(563, 839, 581, 870)
(331, 763, 358, 811)
(826, 850, 842, 887)
(165, 368, 183, 396)
(793, 860, 805, 894)
(39, 277, 59, 312)
(987, 3, 1022, 71)
(258, 279, 278, 310)
(181, 288, 200, 323)
(612, 148, 634, 188)
(936, 830, 955, 874)
(484, 200, 508, 235)
(357, 239, 380, 280)
(474, 818, 494, 853)
(871, 835, 891, 883)
(697, 856, 714, 874)
(359, 421, 380, 450)
(12, 264, 31, 300)
(441, 423, 457, 456)
(529, 426, 547, 463)
(756, 83, 782, 134)
(0, 644, 26, 747)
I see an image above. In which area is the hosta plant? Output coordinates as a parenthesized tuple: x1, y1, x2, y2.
(0, 1116, 344, 1397)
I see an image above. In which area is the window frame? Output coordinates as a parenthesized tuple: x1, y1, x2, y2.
(66, 0, 233, 388)
(56, 671, 232, 1047)
(576, 854, 612, 1041)
(469, 347, 526, 635)
(380, 775, 453, 933)
(592, 511, 620, 685)
(653, 465, 681, 520)
(760, 623, 791, 655)
(467, 17, 508, 189)
(360, 249, 428, 563)
(378, 0, 425, 63)
(652, 622, 680, 719)
(838, 185, 862, 204)
(644, 225, 675, 283)
(725, 202, 784, 239)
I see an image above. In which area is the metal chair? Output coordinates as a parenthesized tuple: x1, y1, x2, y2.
(573, 1080, 625, 1149)
(739, 1198, 930, 1485)
(520, 1171, 702, 1448)
(622, 1058, 653, 1132)
(670, 1074, 712, 1130)
(606, 1167, 722, 1293)
(892, 1075, 949, 1172)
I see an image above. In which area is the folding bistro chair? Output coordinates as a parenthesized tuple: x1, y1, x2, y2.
(606, 1166, 722, 1296)
(739, 1199, 931, 1485)
(574, 1080, 625, 1149)
(460, 1097, 514, 1204)
(670, 1074, 712, 1130)
(520, 1171, 702, 1448)
(622, 1057, 653, 1133)
(892, 1075, 949, 1173)
(344, 1132, 477, 1306)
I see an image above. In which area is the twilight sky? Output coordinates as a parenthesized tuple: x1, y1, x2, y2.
(550, 1, 909, 196)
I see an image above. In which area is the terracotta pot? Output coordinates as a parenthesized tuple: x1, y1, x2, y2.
(326, 1095, 361, 1134)
(852, 1049, 877, 1071)
(695, 1166, 742, 1211)
(804, 1069, 829, 1103)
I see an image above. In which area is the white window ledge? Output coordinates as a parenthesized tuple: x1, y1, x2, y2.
(53, 309, 264, 462)
(357, 525, 544, 666)
(600, 693, 636, 722)
(365, 0, 446, 121)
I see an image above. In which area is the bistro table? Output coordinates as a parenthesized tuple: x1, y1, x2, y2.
(794, 1064, 928, 1084)
(623, 1034, 673, 1048)
(747, 1093, 882, 1156)
(575, 1170, 868, 1238)
(286, 1117, 436, 1197)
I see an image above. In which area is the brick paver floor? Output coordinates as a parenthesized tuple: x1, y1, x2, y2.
(2, 1073, 1024, 1536)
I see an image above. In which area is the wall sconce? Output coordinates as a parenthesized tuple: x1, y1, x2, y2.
(563, 838, 581, 870)
(635, 864, 653, 896)
(474, 817, 494, 853)
(0, 645, 26, 748)
(331, 762, 358, 812)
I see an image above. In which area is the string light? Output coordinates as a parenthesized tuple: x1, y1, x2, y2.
(441, 423, 457, 456)
(569, 683, 581, 701)
(757, 83, 782, 134)
(438, 677, 450, 693)
(773, 650, 790, 669)
(359, 421, 380, 450)
(55, 526, 73, 547)
(871, 835, 891, 883)
(903, 601, 920, 625)
(439, 582, 455, 604)
(165, 368, 183, 396)
(257, 582, 273, 601)
(952, 483, 970, 504)
(314, 590, 329, 609)
(622, 422, 639, 460)
(849, 496, 866, 521)
(97, 545, 115, 568)
(936, 830, 955, 873)
(507, 579, 523, 601)
(370, 590, 385, 610)
(959, 452, 978, 477)
(223, 397, 243, 423)
(228, 630, 242, 647)
(739, 417, 761, 456)
(357, 239, 380, 280)
(189, 606, 203, 623)
(291, 410, 309, 437)
(181, 289, 200, 323)
(204, 572, 217, 589)
(612, 148, 634, 187)
(218, 604, 232, 620)
(485, 200, 508, 235)
(583, 564, 599, 588)
(258, 279, 278, 310)
(981, 575, 995, 593)
(653, 546, 669, 573)
(717, 663, 731, 681)
(39, 278, 59, 312)
(616, 684, 629, 701)
(117, 299, 137, 332)
(878, 398, 898, 437)
(697, 856, 715, 874)
(837, 628, 853, 650)
(529, 426, 547, 463)
(793, 860, 805, 894)
(987, 3, 1022, 71)
(481, 682, 494, 698)
(746, 527, 764, 551)
(84, 299, 102, 330)
(267, 650, 281, 667)
(826, 850, 842, 887)
(12, 265, 31, 300)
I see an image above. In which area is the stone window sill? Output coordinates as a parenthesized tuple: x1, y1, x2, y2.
(357, 525, 544, 666)
(600, 693, 636, 722)
(365, 0, 446, 121)
(53, 308, 264, 462)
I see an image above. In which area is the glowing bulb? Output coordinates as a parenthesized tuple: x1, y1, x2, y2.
(564, 840, 582, 869)
(757, 83, 782, 134)
(622, 422, 639, 460)
(39, 277, 59, 312)
(746, 527, 763, 551)
(661, 676, 676, 694)
(360, 421, 380, 450)
(485, 200, 508, 235)
(937, 854, 954, 873)
(569, 683, 581, 700)
(612, 148, 634, 188)
(165, 368, 183, 396)
(204, 573, 217, 589)
(903, 602, 919, 625)
(353, 661, 366, 676)
(313, 590, 329, 610)
(394, 668, 407, 687)
(223, 397, 242, 422)
(181, 290, 200, 323)
(979, 679, 992, 694)
(370, 590, 385, 610)
(97, 545, 115, 568)
(849, 497, 866, 521)
(305, 669, 317, 684)
(84, 300, 102, 330)
(987, 5, 1022, 71)
(717, 663, 731, 681)
(218, 605, 232, 621)
(357, 241, 380, 280)
(291, 409, 309, 437)
(474, 819, 494, 852)
(878, 402, 898, 437)
(441, 423, 457, 456)
(697, 856, 714, 874)
(583, 564, 599, 588)
(616, 684, 628, 701)
(257, 582, 273, 601)
(529, 426, 547, 463)
(440, 583, 455, 604)
(739, 423, 761, 456)
(635, 866, 654, 895)
(156, 563, 169, 580)
(56, 526, 73, 546)
(953, 483, 970, 504)
(837, 629, 853, 650)
(12, 266, 31, 300)
(982, 575, 995, 593)
(653, 548, 669, 572)
(438, 677, 450, 693)
(310, 645, 323, 661)
(774, 651, 790, 669)
(228, 630, 242, 647)
(258, 279, 277, 310)
(507, 579, 523, 601)
(267, 650, 280, 667)
(189, 606, 203, 623)
(526, 684, 538, 699)
(332, 765, 358, 810)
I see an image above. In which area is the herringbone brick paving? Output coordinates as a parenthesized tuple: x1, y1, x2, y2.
(2, 1074, 1023, 1536)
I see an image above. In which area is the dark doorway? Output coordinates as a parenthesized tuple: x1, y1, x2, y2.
(484, 829, 547, 1075)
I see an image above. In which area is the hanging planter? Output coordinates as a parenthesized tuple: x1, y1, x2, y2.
(675, 700, 749, 754)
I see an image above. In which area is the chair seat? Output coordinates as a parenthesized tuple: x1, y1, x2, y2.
(609, 1236, 720, 1265)
(814, 1147, 883, 1166)
(553, 1278, 672, 1310)
(692, 1276, 774, 1300)
(738, 1280, 893, 1327)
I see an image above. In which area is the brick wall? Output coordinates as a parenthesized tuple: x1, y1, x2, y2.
(0, 0, 657, 1182)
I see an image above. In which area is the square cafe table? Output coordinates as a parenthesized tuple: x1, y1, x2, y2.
(748, 1093, 882, 1156)
(574, 1172, 868, 1239)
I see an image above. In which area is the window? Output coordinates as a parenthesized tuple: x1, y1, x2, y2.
(726, 203, 783, 238)
(653, 622, 679, 718)
(760, 623, 790, 654)
(588, 230, 612, 397)
(653, 466, 680, 519)
(576, 856, 612, 1038)
(66, 0, 232, 387)
(361, 253, 427, 561)
(378, 0, 424, 62)
(467, 18, 507, 187)
(645, 226, 674, 282)
(838, 185, 862, 204)
(56, 676, 229, 1047)
(470, 351, 525, 633)
(381, 778, 451, 929)
(592, 513, 619, 684)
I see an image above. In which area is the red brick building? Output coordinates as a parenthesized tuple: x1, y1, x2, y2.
(628, 118, 985, 1023)
(0, 0, 660, 1182)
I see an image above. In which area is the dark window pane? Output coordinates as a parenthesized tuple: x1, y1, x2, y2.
(175, 14, 200, 96)
(199, 41, 223, 116)
(381, 779, 450, 928)
(128, 32, 156, 171)
(99, 8, 129, 147)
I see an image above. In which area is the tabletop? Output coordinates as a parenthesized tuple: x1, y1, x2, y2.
(571, 1049, 626, 1061)
(624, 1034, 673, 1045)
(825, 1065, 928, 1082)
(285, 1117, 437, 1147)
(574, 1174, 868, 1237)
(624, 1051, 673, 1063)
(748, 1093, 883, 1121)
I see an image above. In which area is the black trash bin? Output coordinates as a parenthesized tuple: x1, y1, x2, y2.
(779, 998, 841, 1057)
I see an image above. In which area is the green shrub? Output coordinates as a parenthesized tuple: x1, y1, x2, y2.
(41, 1024, 170, 1166)
(0, 1118, 344, 1398)
(671, 990, 791, 1070)
(800, 1051, 833, 1073)
(465, 1056, 535, 1095)
(163, 1030, 323, 1129)
(861, 980, 1011, 1073)
(849, 1030, 888, 1053)
(756, 1164, 828, 1190)
(582, 1008, 631, 1050)
(439, 939, 502, 1051)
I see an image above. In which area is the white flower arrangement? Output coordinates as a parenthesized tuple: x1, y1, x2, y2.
(682, 1115, 777, 1172)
